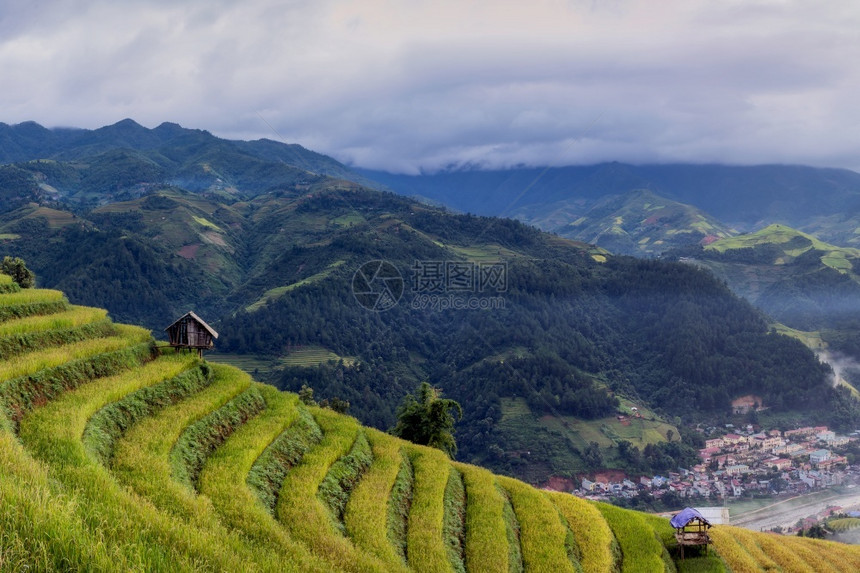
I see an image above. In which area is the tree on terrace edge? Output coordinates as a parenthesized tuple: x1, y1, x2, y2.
(392, 382, 463, 457)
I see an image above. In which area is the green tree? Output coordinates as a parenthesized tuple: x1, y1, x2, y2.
(1, 256, 34, 288)
(320, 396, 350, 414)
(298, 384, 317, 406)
(391, 382, 462, 457)
(617, 439, 632, 459)
(798, 524, 827, 539)
(583, 441, 603, 468)
(770, 477, 788, 493)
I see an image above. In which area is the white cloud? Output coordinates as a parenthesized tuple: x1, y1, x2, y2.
(1, 0, 859, 172)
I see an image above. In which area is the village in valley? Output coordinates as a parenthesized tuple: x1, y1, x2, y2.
(571, 413, 860, 533)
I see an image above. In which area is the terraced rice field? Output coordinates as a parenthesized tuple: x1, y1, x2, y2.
(3, 277, 860, 571)
(281, 345, 356, 367)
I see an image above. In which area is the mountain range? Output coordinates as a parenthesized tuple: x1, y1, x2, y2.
(364, 155, 860, 383)
(359, 162, 860, 238)
(1, 119, 858, 485)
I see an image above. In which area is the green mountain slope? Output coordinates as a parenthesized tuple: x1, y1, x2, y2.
(512, 188, 737, 256)
(802, 212, 860, 249)
(704, 223, 860, 261)
(1, 182, 848, 484)
(2, 279, 858, 572)
(0, 119, 374, 207)
(673, 224, 860, 360)
(1, 121, 858, 485)
(0, 174, 854, 484)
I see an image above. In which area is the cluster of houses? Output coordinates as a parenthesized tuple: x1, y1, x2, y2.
(578, 467, 748, 501)
(574, 425, 857, 503)
(697, 425, 850, 475)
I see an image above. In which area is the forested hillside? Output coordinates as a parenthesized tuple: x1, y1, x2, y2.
(2, 182, 846, 481)
(668, 225, 860, 362)
(0, 121, 856, 483)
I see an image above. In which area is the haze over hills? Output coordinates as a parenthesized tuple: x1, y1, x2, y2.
(668, 224, 860, 363)
(361, 163, 860, 263)
(359, 163, 860, 231)
(7, 119, 860, 252)
(1, 120, 859, 485)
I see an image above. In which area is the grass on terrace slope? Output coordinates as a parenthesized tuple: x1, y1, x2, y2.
(705, 223, 860, 272)
(4, 278, 860, 571)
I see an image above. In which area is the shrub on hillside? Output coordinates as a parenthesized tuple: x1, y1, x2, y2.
(1, 256, 35, 288)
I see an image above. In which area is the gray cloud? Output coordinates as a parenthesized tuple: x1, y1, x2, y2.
(1, 0, 859, 173)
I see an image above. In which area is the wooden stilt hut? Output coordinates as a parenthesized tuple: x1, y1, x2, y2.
(165, 311, 218, 357)
(670, 507, 712, 559)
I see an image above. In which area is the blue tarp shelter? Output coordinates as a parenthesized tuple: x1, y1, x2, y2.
(671, 507, 712, 559)
(671, 507, 711, 529)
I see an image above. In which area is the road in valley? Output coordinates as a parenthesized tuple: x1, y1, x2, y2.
(731, 488, 860, 532)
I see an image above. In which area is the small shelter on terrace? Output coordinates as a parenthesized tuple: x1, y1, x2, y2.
(670, 507, 712, 559)
(165, 311, 218, 357)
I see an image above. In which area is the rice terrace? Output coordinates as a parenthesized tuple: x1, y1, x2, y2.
(1, 272, 860, 571)
(4, 1, 860, 569)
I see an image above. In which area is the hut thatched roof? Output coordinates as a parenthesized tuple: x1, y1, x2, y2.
(165, 311, 219, 339)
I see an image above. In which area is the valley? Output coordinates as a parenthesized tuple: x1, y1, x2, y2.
(1, 122, 859, 487)
(5, 0, 860, 567)
(3, 121, 860, 557)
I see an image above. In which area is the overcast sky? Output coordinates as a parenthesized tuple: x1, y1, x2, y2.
(1, 0, 859, 173)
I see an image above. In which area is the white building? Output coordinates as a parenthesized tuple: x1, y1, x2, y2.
(725, 464, 750, 476)
(810, 449, 831, 465)
(817, 430, 836, 442)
